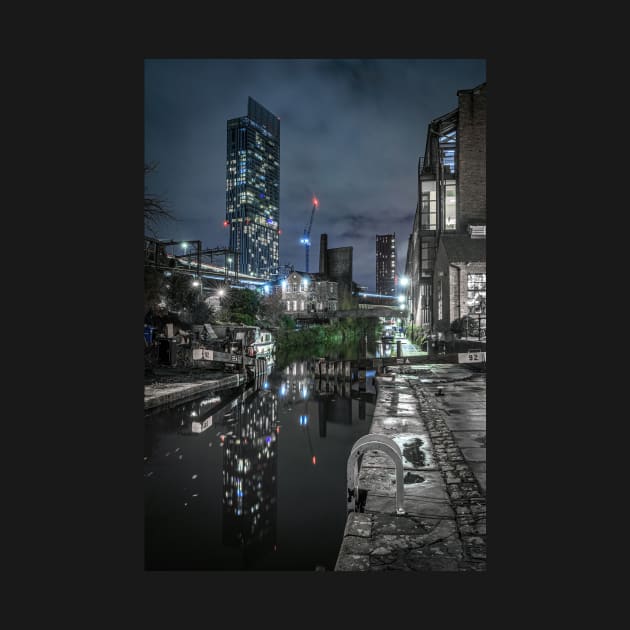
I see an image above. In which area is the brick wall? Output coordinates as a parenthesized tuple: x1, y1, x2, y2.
(327, 247, 353, 308)
(457, 84, 487, 232)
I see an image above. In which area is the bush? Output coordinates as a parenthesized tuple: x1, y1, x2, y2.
(450, 315, 480, 337)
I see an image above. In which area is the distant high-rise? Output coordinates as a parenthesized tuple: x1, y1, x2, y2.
(226, 97, 280, 279)
(376, 233, 396, 295)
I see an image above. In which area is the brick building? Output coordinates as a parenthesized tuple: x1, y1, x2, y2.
(280, 271, 338, 315)
(318, 234, 354, 309)
(404, 82, 486, 337)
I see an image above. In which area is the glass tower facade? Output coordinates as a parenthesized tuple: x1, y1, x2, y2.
(226, 97, 280, 279)
(376, 233, 396, 296)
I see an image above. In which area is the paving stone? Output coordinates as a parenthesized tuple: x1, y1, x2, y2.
(365, 494, 455, 518)
(335, 552, 370, 571)
(340, 536, 373, 555)
(344, 512, 372, 538)
(460, 447, 486, 462)
(371, 514, 428, 536)
(336, 365, 486, 572)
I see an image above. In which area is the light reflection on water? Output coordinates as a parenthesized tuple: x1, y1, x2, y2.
(144, 359, 375, 570)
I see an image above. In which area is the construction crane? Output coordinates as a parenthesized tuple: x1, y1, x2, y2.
(299, 196, 318, 272)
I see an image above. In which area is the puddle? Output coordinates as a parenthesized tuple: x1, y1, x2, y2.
(403, 472, 424, 484)
(401, 438, 426, 467)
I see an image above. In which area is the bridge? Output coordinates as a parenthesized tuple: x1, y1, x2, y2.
(293, 305, 406, 323)
(337, 305, 407, 319)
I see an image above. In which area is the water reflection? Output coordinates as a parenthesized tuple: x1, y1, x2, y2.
(222, 389, 278, 565)
(145, 358, 375, 570)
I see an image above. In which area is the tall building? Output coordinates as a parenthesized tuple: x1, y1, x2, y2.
(405, 82, 486, 337)
(226, 97, 280, 279)
(319, 234, 354, 309)
(376, 233, 396, 296)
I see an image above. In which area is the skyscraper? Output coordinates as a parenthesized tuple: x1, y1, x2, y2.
(226, 97, 280, 279)
(376, 233, 396, 295)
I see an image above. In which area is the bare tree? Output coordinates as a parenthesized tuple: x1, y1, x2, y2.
(144, 162, 176, 236)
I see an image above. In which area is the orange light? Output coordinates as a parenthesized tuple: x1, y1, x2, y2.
(312, 456, 317, 465)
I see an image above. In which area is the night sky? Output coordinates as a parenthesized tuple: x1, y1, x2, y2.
(144, 59, 486, 291)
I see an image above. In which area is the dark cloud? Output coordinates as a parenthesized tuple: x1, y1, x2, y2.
(145, 59, 485, 289)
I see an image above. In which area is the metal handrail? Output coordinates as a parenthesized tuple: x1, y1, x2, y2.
(346, 433, 405, 515)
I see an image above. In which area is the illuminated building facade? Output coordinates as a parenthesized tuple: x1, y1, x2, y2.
(226, 97, 280, 279)
(376, 233, 396, 296)
(280, 271, 338, 314)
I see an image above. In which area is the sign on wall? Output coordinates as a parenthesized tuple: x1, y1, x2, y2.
(458, 351, 486, 363)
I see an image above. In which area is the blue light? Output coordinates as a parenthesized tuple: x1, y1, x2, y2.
(263, 381, 269, 389)
(237, 490, 243, 497)
(266, 436, 271, 444)
(299, 415, 309, 426)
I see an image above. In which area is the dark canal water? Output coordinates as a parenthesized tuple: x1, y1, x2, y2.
(144, 358, 376, 570)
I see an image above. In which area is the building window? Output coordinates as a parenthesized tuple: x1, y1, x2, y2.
(467, 273, 486, 315)
(444, 184, 456, 230)
(421, 190, 437, 230)
(421, 239, 435, 277)
(438, 280, 443, 321)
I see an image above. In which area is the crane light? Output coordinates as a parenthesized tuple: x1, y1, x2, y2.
(313, 196, 319, 206)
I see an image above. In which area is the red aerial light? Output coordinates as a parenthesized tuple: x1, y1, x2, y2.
(312, 456, 317, 465)
(278, 229, 282, 235)
(223, 220, 229, 227)
(276, 426, 280, 433)
(313, 196, 319, 207)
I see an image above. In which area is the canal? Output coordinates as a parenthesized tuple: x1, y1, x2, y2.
(144, 356, 377, 570)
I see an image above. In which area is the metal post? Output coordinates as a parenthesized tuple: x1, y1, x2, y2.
(358, 366, 366, 391)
